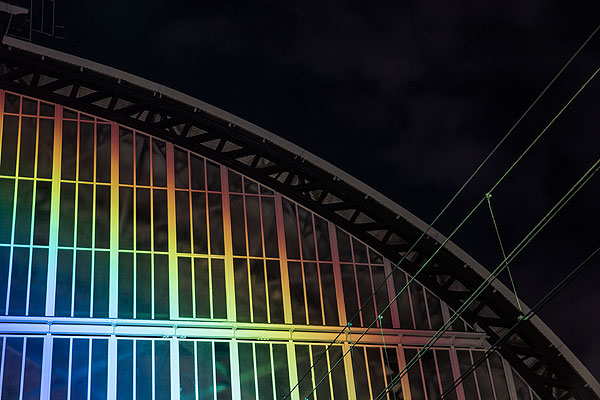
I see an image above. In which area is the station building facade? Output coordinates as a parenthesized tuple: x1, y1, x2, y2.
(0, 36, 597, 400)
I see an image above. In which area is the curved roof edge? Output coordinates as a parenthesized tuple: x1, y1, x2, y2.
(2, 34, 598, 398)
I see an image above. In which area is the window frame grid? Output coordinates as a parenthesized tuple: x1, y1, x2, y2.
(173, 145, 228, 321)
(58, 111, 112, 319)
(286, 202, 338, 326)
(0, 92, 54, 317)
(230, 175, 280, 324)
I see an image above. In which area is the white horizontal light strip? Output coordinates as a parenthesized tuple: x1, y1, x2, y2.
(0, 321, 487, 348)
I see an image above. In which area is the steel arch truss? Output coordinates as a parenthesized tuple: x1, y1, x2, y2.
(0, 41, 596, 400)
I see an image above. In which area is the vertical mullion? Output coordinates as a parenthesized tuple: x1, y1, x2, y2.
(90, 122, 97, 318)
(348, 238, 363, 326)
(286, 341, 300, 400)
(189, 198, 196, 317)
(273, 193, 292, 324)
(194, 341, 199, 400)
(208, 259, 214, 319)
(311, 215, 326, 325)
(326, 350, 335, 399)
(151, 339, 156, 400)
(212, 342, 218, 400)
(396, 344, 412, 400)
(170, 337, 181, 400)
(229, 339, 241, 399)
(166, 142, 179, 319)
(363, 347, 374, 400)
(133, 340, 137, 400)
(502, 357, 518, 400)
(47, 104, 61, 314)
(383, 259, 400, 329)
(440, 302, 452, 330)
(71, 119, 81, 317)
(379, 347, 389, 400)
(328, 222, 347, 326)
(186, 153, 196, 317)
(87, 339, 92, 400)
(368, 263, 377, 327)
(204, 160, 213, 317)
(108, 122, 119, 318)
(307, 345, 316, 397)
(293, 205, 309, 325)
(342, 342, 357, 400)
(40, 333, 53, 399)
(18, 337, 26, 400)
(219, 166, 236, 321)
(252, 344, 259, 399)
(0, 337, 5, 395)
(204, 159, 211, 255)
(167, 145, 182, 397)
(67, 338, 73, 400)
(270, 344, 277, 400)
(469, 351, 482, 400)
(486, 358, 499, 400)
(417, 356, 429, 400)
(405, 272, 417, 329)
(132, 135, 137, 320)
(241, 183, 253, 322)
(422, 290, 433, 330)
(258, 194, 271, 323)
(432, 350, 444, 396)
(149, 139, 155, 319)
(448, 346, 466, 400)
(107, 336, 117, 400)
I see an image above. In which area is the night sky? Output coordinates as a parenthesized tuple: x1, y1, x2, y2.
(34, 0, 600, 379)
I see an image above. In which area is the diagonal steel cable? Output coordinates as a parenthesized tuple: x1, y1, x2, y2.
(375, 155, 600, 400)
(433, 243, 600, 400)
(284, 23, 600, 400)
(302, 64, 600, 400)
(486, 193, 522, 311)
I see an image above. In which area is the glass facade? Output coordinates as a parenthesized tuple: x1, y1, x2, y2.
(0, 90, 540, 399)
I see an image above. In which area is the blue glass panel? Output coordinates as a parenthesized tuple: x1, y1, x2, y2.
(117, 340, 133, 400)
(28, 248, 48, 316)
(70, 338, 90, 399)
(50, 338, 70, 400)
(155, 340, 171, 399)
(23, 337, 43, 400)
(9, 247, 29, 315)
(215, 342, 231, 400)
(136, 340, 152, 400)
(2, 337, 24, 399)
(90, 339, 108, 400)
(197, 341, 214, 400)
(238, 342, 256, 400)
(179, 341, 195, 400)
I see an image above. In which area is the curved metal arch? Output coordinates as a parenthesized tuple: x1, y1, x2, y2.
(1, 35, 598, 400)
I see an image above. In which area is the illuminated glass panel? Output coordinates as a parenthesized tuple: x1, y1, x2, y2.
(237, 341, 290, 400)
(295, 343, 349, 400)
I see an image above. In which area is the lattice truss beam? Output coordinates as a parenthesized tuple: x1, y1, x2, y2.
(0, 43, 596, 400)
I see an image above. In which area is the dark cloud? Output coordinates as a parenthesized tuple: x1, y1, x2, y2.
(54, 0, 600, 378)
